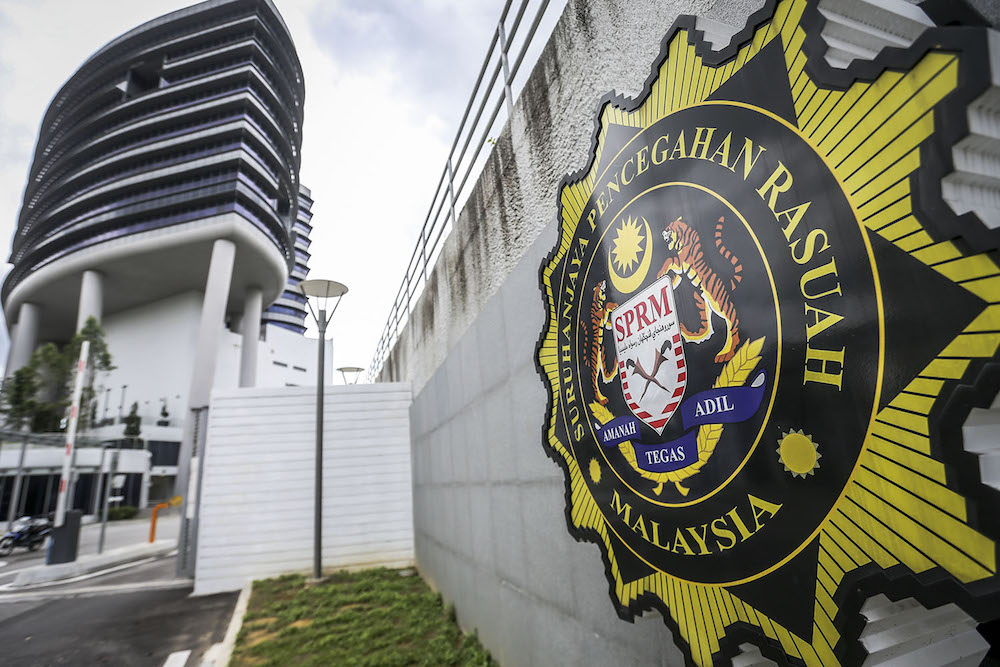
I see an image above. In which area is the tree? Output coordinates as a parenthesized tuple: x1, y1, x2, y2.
(0, 316, 114, 432)
(30, 342, 70, 432)
(0, 363, 40, 430)
(157, 401, 170, 426)
(123, 402, 141, 438)
(72, 317, 115, 432)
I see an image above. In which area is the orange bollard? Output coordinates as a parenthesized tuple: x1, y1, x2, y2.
(149, 502, 169, 543)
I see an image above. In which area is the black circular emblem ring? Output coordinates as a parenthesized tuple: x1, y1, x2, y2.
(555, 101, 882, 585)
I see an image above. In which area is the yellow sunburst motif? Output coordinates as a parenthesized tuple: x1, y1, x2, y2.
(611, 217, 644, 274)
(777, 429, 821, 478)
(589, 458, 601, 484)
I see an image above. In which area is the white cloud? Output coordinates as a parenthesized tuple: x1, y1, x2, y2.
(285, 0, 507, 373)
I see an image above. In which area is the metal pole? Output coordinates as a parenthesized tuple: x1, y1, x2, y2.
(177, 410, 202, 577)
(405, 274, 411, 318)
(55, 341, 89, 528)
(498, 22, 515, 117)
(97, 448, 107, 552)
(118, 384, 127, 422)
(7, 435, 28, 530)
(420, 230, 428, 283)
(67, 447, 79, 514)
(16, 472, 28, 518)
(188, 407, 209, 578)
(98, 449, 118, 554)
(42, 473, 54, 515)
(446, 158, 458, 230)
(314, 311, 326, 580)
(92, 453, 105, 515)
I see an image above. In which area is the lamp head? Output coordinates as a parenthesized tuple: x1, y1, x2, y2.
(337, 366, 364, 384)
(297, 279, 348, 323)
(299, 279, 348, 299)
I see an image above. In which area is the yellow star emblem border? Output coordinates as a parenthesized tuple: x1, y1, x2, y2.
(536, 0, 1000, 664)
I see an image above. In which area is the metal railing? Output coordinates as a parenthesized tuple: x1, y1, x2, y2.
(367, 0, 558, 381)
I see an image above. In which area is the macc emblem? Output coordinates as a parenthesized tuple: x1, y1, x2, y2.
(537, 1, 1000, 665)
(614, 274, 687, 434)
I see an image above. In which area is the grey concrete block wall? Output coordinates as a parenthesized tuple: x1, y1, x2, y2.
(400, 0, 771, 664)
(411, 228, 689, 665)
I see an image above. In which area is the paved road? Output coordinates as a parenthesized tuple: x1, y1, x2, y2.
(0, 513, 180, 585)
(0, 556, 236, 667)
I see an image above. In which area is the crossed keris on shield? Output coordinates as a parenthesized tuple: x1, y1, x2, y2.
(586, 215, 765, 495)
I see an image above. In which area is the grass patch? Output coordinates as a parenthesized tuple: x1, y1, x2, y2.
(231, 569, 495, 667)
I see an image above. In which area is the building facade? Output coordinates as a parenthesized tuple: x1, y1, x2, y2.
(1, 0, 328, 510)
(262, 184, 313, 334)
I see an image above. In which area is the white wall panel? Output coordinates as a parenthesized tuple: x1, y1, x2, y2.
(193, 382, 413, 594)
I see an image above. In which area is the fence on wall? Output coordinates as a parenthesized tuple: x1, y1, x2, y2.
(367, 0, 564, 381)
(193, 382, 413, 594)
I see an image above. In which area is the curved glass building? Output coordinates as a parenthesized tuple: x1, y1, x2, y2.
(262, 184, 312, 333)
(4, 0, 304, 374)
(1, 0, 327, 503)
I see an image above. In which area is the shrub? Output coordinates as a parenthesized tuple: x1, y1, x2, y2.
(108, 505, 138, 521)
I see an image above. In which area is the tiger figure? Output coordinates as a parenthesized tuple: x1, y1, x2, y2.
(658, 215, 743, 363)
(586, 280, 618, 405)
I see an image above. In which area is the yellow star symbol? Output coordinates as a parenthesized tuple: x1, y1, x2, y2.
(611, 217, 645, 274)
(777, 429, 821, 478)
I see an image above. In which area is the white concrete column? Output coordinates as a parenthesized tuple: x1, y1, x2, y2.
(239, 286, 263, 387)
(139, 462, 150, 510)
(76, 270, 103, 330)
(174, 238, 235, 575)
(188, 239, 236, 408)
(6, 322, 18, 372)
(5, 302, 40, 378)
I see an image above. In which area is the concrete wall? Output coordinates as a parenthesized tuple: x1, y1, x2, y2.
(193, 382, 413, 595)
(380, 0, 996, 664)
(94, 293, 330, 434)
(412, 228, 688, 665)
(100, 291, 203, 425)
(0, 445, 149, 474)
(256, 323, 332, 389)
(394, 0, 768, 664)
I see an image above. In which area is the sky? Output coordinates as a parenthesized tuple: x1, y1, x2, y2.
(0, 0, 564, 381)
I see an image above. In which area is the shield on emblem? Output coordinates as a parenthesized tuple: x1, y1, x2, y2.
(613, 274, 687, 435)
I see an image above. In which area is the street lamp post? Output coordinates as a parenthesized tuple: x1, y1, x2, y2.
(118, 384, 127, 422)
(337, 366, 364, 385)
(299, 279, 348, 581)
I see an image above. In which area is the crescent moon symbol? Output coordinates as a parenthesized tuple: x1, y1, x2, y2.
(608, 216, 653, 294)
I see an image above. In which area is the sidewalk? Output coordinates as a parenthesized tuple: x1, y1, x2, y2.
(0, 511, 181, 587)
(77, 510, 180, 553)
(9, 539, 176, 588)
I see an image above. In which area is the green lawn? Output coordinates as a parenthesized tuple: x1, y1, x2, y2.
(231, 568, 496, 667)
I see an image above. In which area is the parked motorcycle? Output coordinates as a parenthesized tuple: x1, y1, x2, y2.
(0, 516, 52, 556)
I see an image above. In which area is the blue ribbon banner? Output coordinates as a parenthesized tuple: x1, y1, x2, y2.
(595, 371, 767, 473)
